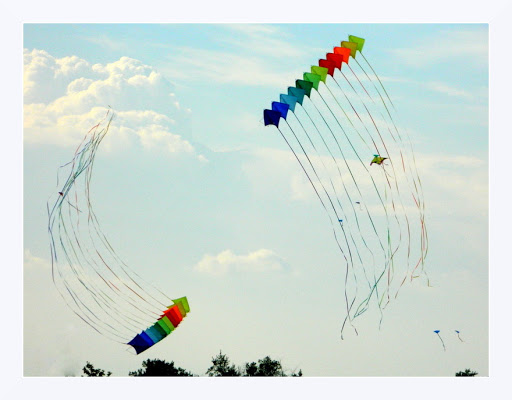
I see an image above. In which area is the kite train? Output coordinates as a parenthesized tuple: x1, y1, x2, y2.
(264, 35, 429, 338)
(47, 109, 189, 354)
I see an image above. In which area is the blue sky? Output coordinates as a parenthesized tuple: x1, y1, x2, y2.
(11, 0, 512, 396)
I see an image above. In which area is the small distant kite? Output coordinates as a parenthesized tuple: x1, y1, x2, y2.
(434, 330, 446, 351)
(455, 330, 464, 342)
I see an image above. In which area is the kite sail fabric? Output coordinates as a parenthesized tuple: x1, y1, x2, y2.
(47, 109, 189, 353)
(128, 297, 190, 354)
(263, 36, 429, 339)
(370, 155, 387, 166)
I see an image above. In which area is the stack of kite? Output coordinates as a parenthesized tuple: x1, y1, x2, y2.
(48, 110, 191, 354)
(263, 35, 428, 338)
(263, 37, 356, 129)
(128, 296, 190, 354)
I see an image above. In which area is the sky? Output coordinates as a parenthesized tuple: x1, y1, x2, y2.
(8, 0, 512, 397)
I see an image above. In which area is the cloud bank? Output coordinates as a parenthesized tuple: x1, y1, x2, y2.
(23, 49, 203, 159)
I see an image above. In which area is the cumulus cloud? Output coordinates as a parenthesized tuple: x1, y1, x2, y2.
(24, 49, 94, 104)
(194, 249, 289, 275)
(23, 49, 203, 159)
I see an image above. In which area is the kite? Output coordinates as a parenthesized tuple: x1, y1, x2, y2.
(455, 330, 464, 342)
(370, 155, 387, 166)
(128, 297, 190, 354)
(47, 109, 189, 354)
(263, 35, 428, 338)
(434, 330, 446, 351)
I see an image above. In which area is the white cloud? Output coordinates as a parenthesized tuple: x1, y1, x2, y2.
(23, 105, 198, 158)
(23, 49, 205, 160)
(24, 49, 95, 104)
(194, 249, 289, 275)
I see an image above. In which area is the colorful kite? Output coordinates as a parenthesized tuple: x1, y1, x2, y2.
(264, 35, 428, 338)
(370, 155, 387, 166)
(128, 297, 190, 354)
(47, 109, 189, 354)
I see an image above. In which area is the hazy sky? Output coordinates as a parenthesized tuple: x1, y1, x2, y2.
(11, 0, 512, 397)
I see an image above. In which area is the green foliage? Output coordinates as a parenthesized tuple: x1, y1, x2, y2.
(83, 352, 304, 377)
(129, 358, 194, 376)
(205, 351, 241, 376)
(81, 361, 112, 377)
(455, 368, 478, 377)
(243, 356, 285, 377)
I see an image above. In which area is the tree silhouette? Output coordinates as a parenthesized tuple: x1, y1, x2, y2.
(129, 358, 194, 376)
(205, 351, 241, 376)
(455, 368, 478, 377)
(81, 352, 303, 377)
(243, 356, 285, 376)
(82, 361, 112, 377)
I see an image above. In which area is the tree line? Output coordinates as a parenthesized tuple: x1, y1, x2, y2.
(82, 350, 303, 377)
(82, 352, 478, 377)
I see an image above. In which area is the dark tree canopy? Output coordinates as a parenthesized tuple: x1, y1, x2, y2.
(455, 368, 478, 377)
(81, 352, 303, 377)
(82, 361, 112, 377)
(206, 351, 241, 376)
(243, 356, 285, 377)
(129, 359, 194, 376)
